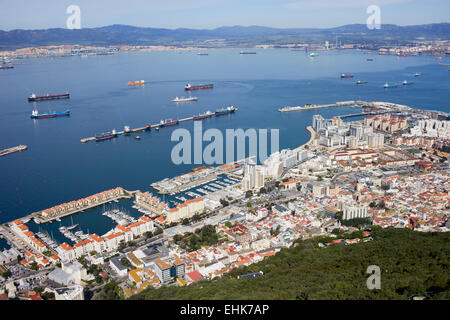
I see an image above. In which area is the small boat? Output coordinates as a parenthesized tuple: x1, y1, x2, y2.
(414, 73, 421, 77)
(197, 53, 209, 56)
(402, 80, 414, 85)
(366, 58, 373, 61)
(135, 136, 141, 140)
(340, 74, 354, 78)
(309, 52, 319, 57)
(356, 80, 368, 85)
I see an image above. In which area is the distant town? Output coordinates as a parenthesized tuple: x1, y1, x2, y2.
(0, 39, 449, 62)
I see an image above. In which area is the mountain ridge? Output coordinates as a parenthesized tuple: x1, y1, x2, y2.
(1, 23, 449, 49)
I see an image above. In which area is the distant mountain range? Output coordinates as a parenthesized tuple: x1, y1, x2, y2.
(0, 23, 449, 49)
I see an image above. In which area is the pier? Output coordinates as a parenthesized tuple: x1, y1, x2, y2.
(278, 100, 367, 113)
(80, 111, 232, 143)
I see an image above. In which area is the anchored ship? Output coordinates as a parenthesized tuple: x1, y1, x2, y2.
(28, 93, 70, 102)
(160, 119, 179, 127)
(185, 83, 214, 91)
(124, 125, 151, 135)
(172, 96, 198, 102)
(340, 74, 354, 78)
(384, 83, 398, 88)
(215, 106, 237, 116)
(95, 130, 117, 141)
(30, 109, 70, 119)
(0, 145, 27, 157)
(193, 110, 213, 120)
(128, 80, 145, 86)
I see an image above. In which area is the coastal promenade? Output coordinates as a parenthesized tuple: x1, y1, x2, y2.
(294, 126, 316, 152)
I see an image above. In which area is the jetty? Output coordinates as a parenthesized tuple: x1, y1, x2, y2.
(80, 108, 237, 143)
(278, 101, 366, 113)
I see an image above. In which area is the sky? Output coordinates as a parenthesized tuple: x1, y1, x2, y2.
(0, 0, 448, 30)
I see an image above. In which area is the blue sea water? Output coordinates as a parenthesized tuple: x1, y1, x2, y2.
(0, 49, 449, 248)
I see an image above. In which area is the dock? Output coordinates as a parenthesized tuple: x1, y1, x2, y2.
(81, 114, 219, 143)
(278, 100, 367, 112)
(0, 145, 27, 157)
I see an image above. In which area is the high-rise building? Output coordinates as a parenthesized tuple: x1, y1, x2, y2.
(312, 114, 325, 131)
(367, 133, 384, 148)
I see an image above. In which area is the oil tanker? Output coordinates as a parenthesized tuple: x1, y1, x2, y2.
(160, 119, 179, 127)
(28, 93, 70, 102)
(30, 109, 70, 119)
(193, 110, 213, 120)
(95, 130, 117, 141)
(215, 106, 237, 116)
(185, 83, 213, 91)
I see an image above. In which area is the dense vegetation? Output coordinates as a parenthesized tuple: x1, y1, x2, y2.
(130, 228, 449, 300)
(173, 225, 222, 252)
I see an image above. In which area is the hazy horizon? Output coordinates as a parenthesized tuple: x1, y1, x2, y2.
(0, 0, 449, 31)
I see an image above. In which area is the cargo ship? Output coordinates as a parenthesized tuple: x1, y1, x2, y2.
(30, 109, 70, 119)
(128, 80, 145, 86)
(95, 130, 117, 142)
(193, 110, 213, 120)
(215, 106, 237, 116)
(0, 145, 27, 157)
(340, 74, 354, 78)
(172, 96, 198, 102)
(160, 119, 179, 127)
(185, 83, 214, 91)
(384, 83, 398, 89)
(28, 93, 70, 102)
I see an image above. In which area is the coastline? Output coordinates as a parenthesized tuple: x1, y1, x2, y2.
(294, 126, 315, 152)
